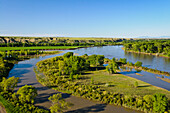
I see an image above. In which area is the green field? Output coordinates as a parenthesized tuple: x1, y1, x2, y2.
(0, 46, 82, 51)
(80, 70, 170, 99)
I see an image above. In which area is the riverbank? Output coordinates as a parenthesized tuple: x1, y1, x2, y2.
(121, 64, 170, 76)
(122, 47, 170, 58)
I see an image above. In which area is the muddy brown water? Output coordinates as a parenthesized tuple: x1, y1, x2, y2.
(8, 51, 141, 113)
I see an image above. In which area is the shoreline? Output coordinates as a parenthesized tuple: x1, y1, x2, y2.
(122, 47, 170, 59)
(121, 64, 170, 76)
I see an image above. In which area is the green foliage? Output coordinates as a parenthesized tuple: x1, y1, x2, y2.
(0, 46, 82, 51)
(0, 95, 20, 113)
(134, 61, 142, 67)
(91, 78, 94, 85)
(63, 52, 73, 58)
(0, 77, 48, 112)
(48, 93, 72, 113)
(123, 39, 170, 57)
(87, 54, 105, 66)
(134, 81, 138, 88)
(75, 74, 79, 80)
(0, 77, 19, 92)
(119, 58, 127, 64)
(106, 61, 119, 74)
(37, 53, 90, 77)
(152, 93, 168, 113)
(69, 73, 73, 80)
(143, 95, 153, 110)
(17, 85, 38, 104)
(36, 52, 170, 113)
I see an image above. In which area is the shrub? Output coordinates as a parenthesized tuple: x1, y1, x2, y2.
(152, 93, 168, 113)
(17, 85, 38, 104)
(48, 93, 72, 113)
(134, 61, 142, 67)
(134, 81, 138, 88)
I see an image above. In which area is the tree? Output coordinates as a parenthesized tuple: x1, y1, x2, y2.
(152, 93, 168, 113)
(134, 81, 138, 88)
(48, 93, 72, 113)
(143, 95, 153, 110)
(134, 61, 142, 67)
(119, 58, 127, 64)
(106, 61, 119, 74)
(17, 85, 37, 104)
(0, 77, 19, 92)
(63, 52, 73, 58)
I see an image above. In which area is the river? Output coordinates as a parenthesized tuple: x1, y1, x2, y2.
(8, 45, 170, 112)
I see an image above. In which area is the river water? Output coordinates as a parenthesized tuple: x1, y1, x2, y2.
(71, 45, 170, 73)
(8, 45, 170, 112)
(67, 45, 170, 91)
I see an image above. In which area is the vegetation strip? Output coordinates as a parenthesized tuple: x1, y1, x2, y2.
(156, 77, 170, 83)
(123, 39, 170, 58)
(0, 46, 82, 51)
(122, 64, 170, 76)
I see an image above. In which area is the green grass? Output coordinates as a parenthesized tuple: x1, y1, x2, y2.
(0, 46, 82, 51)
(0, 95, 19, 113)
(80, 70, 170, 99)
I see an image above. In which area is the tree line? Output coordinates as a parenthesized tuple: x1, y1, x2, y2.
(123, 39, 170, 57)
(0, 42, 121, 47)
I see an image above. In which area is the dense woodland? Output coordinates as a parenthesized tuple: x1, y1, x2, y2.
(123, 39, 170, 57)
(36, 52, 170, 113)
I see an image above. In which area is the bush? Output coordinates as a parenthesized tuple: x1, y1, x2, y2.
(134, 61, 142, 67)
(48, 94, 72, 113)
(153, 93, 168, 113)
(17, 85, 37, 104)
(134, 81, 138, 88)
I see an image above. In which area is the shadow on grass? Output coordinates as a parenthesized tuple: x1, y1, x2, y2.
(66, 104, 106, 113)
(138, 85, 151, 88)
(88, 67, 106, 71)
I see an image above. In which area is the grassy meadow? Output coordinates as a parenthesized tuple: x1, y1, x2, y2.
(79, 69, 170, 99)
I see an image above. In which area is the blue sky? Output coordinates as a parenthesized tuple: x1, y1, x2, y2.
(0, 0, 170, 38)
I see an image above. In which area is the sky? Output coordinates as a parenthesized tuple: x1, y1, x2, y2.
(0, 0, 170, 38)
